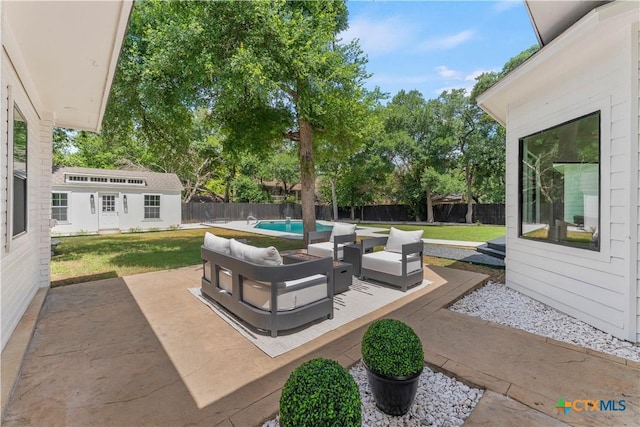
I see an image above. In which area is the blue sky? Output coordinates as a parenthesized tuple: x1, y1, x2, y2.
(342, 0, 538, 99)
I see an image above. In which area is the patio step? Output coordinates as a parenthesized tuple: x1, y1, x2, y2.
(476, 236, 506, 259)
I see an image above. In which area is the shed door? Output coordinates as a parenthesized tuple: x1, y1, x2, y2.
(99, 194, 119, 230)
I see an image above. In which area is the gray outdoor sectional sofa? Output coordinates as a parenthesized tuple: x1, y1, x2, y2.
(200, 233, 334, 337)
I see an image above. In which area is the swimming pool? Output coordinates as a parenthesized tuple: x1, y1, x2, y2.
(253, 220, 333, 234)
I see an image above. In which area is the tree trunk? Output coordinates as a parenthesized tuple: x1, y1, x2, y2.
(426, 188, 434, 223)
(298, 118, 316, 245)
(465, 167, 473, 224)
(331, 177, 338, 221)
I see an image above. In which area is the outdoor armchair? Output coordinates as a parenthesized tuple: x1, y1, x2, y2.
(360, 227, 424, 291)
(306, 222, 357, 261)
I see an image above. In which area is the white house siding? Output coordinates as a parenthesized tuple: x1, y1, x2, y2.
(1, 52, 51, 350)
(635, 26, 640, 343)
(502, 10, 638, 342)
(51, 190, 182, 234)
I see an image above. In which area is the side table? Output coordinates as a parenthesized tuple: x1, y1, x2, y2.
(343, 244, 362, 277)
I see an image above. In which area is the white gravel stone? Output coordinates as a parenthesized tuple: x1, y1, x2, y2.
(449, 281, 640, 362)
(263, 362, 483, 427)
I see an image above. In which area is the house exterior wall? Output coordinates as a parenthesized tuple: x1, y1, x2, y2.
(635, 25, 640, 343)
(502, 10, 639, 342)
(1, 50, 51, 351)
(51, 187, 182, 235)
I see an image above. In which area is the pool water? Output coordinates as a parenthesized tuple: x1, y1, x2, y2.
(254, 220, 333, 234)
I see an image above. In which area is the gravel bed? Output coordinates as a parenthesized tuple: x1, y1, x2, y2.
(422, 245, 505, 267)
(449, 281, 640, 362)
(262, 362, 483, 427)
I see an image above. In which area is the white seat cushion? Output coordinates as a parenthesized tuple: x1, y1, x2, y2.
(215, 268, 327, 312)
(242, 275, 328, 311)
(384, 227, 424, 253)
(361, 251, 422, 277)
(307, 241, 345, 260)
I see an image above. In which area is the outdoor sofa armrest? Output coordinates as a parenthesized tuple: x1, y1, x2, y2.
(402, 240, 424, 256)
(361, 236, 389, 252)
(308, 230, 331, 243)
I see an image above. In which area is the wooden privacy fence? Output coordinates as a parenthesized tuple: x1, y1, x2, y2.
(182, 203, 504, 225)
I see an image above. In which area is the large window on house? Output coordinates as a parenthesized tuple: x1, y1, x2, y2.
(519, 111, 600, 250)
(13, 106, 28, 237)
(144, 195, 160, 219)
(51, 193, 68, 222)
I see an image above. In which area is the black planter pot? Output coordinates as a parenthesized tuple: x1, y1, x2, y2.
(364, 363, 423, 416)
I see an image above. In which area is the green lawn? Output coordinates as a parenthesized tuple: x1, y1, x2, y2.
(358, 223, 505, 242)
(51, 223, 505, 287)
(50, 228, 304, 287)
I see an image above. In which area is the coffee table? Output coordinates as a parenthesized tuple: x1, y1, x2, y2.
(283, 252, 353, 294)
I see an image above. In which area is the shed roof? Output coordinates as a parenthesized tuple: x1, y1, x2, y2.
(52, 167, 183, 192)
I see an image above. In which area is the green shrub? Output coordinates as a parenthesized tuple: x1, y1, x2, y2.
(361, 318, 424, 377)
(279, 358, 361, 427)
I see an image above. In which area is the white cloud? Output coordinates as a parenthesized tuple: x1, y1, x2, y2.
(340, 15, 415, 56)
(435, 65, 463, 80)
(419, 29, 475, 51)
(492, 0, 520, 14)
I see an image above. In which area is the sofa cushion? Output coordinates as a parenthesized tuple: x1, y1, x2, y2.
(362, 250, 422, 277)
(204, 232, 231, 255)
(307, 241, 345, 260)
(329, 222, 356, 242)
(242, 275, 328, 311)
(229, 239, 282, 266)
(384, 227, 424, 253)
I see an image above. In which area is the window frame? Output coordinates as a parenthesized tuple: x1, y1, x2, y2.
(143, 194, 161, 220)
(11, 103, 28, 238)
(518, 110, 601, 251)
(51, 192, 70, 223)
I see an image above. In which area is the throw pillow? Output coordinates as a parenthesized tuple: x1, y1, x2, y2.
(329, 222, 357, 242)
(384, 227, 424, 253)
(203, 232, 231, 255)
(229, 238, 283, 266)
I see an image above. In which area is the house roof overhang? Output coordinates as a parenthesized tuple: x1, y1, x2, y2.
(524, 0, 612, 47)
(477, 1, 638, 126)
(2, 0, 133, 132)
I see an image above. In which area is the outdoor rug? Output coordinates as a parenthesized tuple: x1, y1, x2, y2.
(188, 277, 431, 357)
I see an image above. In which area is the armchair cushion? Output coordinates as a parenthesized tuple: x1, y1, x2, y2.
(204, 232, 231, 255)
(307, 241, 347, 260)
(361, 250, 422, 277)
(385, 227, 424, 253)
(229, 239, 283, 266)
(329, 222, 357, 242)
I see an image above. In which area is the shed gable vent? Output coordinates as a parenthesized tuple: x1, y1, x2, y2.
(65, 174, 147, 186)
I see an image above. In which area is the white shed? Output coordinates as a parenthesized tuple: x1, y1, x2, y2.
(1, 1, 132, 351)
(477, 1, 639, 342)
(51, 167, 183, 235)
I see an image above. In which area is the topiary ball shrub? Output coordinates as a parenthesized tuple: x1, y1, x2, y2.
(279, 358, 361, 427)
(362, 318, 424, 377)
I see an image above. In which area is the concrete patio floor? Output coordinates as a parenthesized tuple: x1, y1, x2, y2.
(2, 263, 639, 426)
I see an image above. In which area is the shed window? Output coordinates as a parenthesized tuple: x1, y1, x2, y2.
(12, 106, 28, 237)
(144, 195, 160, 219)
(51, 193, 68, 222)
(519, 111, 600, 250)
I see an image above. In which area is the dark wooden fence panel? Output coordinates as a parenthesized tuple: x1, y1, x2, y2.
(182, 203, 505, 225)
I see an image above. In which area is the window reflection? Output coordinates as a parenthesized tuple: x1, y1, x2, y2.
(519, 111, 600, 250)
